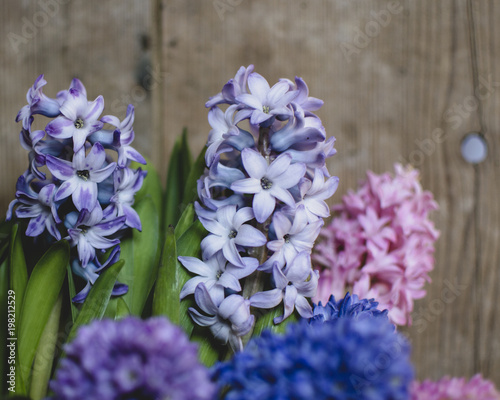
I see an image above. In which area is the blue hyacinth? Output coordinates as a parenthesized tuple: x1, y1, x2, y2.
(310, 292, 389, 325)
(214, 309, 413, 399)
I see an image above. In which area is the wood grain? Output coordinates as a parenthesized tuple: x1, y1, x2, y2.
(156, 0, 499, 384)
(0, 0, 152, 215)
(0, 0, 498, 386)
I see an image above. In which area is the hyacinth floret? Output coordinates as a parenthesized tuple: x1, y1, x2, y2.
(314, 164, 439, 325)
(213, 314, 414, 399)
(7, 75, 146, 302)
(48, 316, 216, 400)
(183, 66, 338, 352)
(310, 292, 389, 325)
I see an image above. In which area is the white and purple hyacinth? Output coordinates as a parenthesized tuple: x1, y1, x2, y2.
(7, 75, 146, 303)
(180, 66, 338, 352)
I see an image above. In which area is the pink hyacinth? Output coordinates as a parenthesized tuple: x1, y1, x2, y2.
(410, 374, 500, 400)
(313, 164, 439, 325)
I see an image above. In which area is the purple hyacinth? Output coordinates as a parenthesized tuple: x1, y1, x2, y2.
(49, 316, 216, 400)
(47, 142, 116, 212)
(66, 205, 125, 268)
(45, 87, 104, 152)
(182, 66, 338, 352)
(8, 76, 146, 303)
(231, 150, 306, 223)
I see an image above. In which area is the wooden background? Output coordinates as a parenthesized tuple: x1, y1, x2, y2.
(1, 0, 499, 385)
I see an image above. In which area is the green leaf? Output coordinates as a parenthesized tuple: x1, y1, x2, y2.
(66, 260, 125, 344)
(164, 131, 193, 229)
(17, 240, 70, 392)
(118, 197, 160, 316)
(176, 220, 206, 335)
(29, 294, 62, 400)
(131, 157, 163, 217)
(174, 203, 195, 240)
(190, 325, 225, 367)
(252, 307, 298, 338)
(152, 227, 177, 321)
(103, 297, 117, 319)
(66, 263, 79, 323)
(115, 297, 131, 319)
(9, 224, 28, 327)
(182, 145, 207, 206)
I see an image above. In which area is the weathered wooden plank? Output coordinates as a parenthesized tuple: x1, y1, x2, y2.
(158, 0, 498, 385)
(0, 0, 152, 215)
(469, 0, 500, 380)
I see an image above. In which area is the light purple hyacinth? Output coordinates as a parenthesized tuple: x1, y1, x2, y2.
(16, 74, 60, 130)
(198, 204, 266, 267)
(47, 143, 116, 212)
(236, 72, 298, 126)
(179, 252, 258, 304)
(231, 150, 305, 223)
(96, 104, 146, 168)
(250, 251, 318, 323)
(189, 283, 254, 352)
(183, 67, 337, 351)
(46, 87, 104, 152)
(7, 174, 61, 240)
(103, 167, 146, 230)
(262, 205, 323, 271)
(66, 205, 125, 267)
(8, 76, 146, 303)
(71, 246, 127, 303)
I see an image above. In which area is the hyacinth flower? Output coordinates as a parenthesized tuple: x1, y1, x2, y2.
(410, 375, 500, 400)
(313, 164, 439, 325)
(49, 317, 216, 400)
(7, 75, 146, 303)
(45, 87, 104, 152)
(309, 292, 389, 325)
(213, 304, 414, 399)
(181, 65, 337, 353)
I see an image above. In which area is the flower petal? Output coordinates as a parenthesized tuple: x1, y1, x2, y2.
(241, 148, 267, 179)
(85, 142, 106, 170)
(201, 235, 225, 260)
(90, 162, 116, 183)
(234, 224, 266, 247)
(73, 182, 98, 211)
(54, 179, 78, 202)
(222, 240, 244, 268)
(46, 155, 74, 180)
(194, 283, 218, 315)
(253, 190, 275, 223)
(249, 289, 283, 309)
(178, 256, 214, 277)
(180, 276, 209, 300)
(230, 178, 261, 194)
(84, 95, 104, 121)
